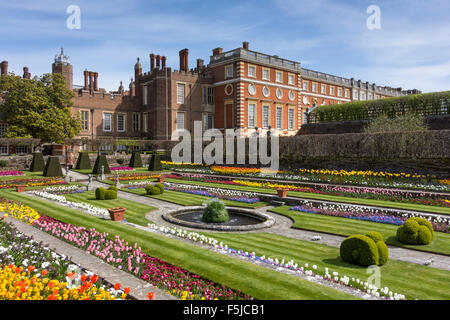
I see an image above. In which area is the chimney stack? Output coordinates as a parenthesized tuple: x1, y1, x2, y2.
(89, 71, 94, 93)
(184, 49, 189, 71)
(179, 49, 186, 71)
(243, 41, 249, 50)
(155, 55, 161, 69)
(0, 61, 8, 75)
(83, 70, 89, 90)
(161, 56, 166, 69)
(23, 67, 31, 79)
(94, 72, 98, 91)
(212, 47, 223, 56)
(150, 53, 155, 71)
(197, 58, 204, 70)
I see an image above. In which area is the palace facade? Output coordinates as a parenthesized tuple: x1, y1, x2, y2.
(0, 42, 420, 154)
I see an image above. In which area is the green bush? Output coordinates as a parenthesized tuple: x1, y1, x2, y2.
(154, 183, 164, 194)
(0, 160, 8, 168)
(365, 231, 383, 243)
(128, 152, 143, 168)
(340, 235, 380, 267)
(109, 185, 118, 192)
(364, 114, 429, 133)
(43, 156, 63, 177)
(92, 155, 111, 175)
(95, 187, 106, 200)
(148, 152, 163, 171)
(75, 152, 92, 170)
(104, 189, 117, 200)
(376, 240, 389, 266)
(30, 152, 45, 172)
(116, 158, 125, 165)
(145, 185, 161, 195)
(397, 217, 434, 245)
(202, 199, 229, 223)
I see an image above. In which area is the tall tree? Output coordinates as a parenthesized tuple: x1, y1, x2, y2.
(0, 73, 80, 146)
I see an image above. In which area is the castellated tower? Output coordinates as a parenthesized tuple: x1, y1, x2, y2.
(52, 48, 73, 90)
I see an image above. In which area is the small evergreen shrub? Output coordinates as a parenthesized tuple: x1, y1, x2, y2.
(104, 189, 117, 200)
(340, 235, 380, 267)
(75, 152, 92, 170)
(148, 152, 163, 171)
(145, 185, 161, 195)
(397, 217, 434, 245)
(365, 231, 384, 243)
(0, 160, 8, 168)
(128, 152, 143, 168)
(92, 155, 111, 175)
(30, 152, 45, 172)
(154, 183, 164, 194)
(109, 185, 118, 192)
(95, 187, 106, 200)
(202, 199, 229, 223)
(116, 158, 125, 165)
(43, 156, 63, 177)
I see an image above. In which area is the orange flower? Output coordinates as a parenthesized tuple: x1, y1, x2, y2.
(90, 275, 99, 284)
(15, 267, 22, 274)
(48, 294, 57, 300)
(114, 283, 121, 290)
(41, 269, 48, 276)
(147, 292, 154, 300)
(48, 281, 55, 289)
(27, 265, 35, 273)
(124, 287, 130, 294)
(80, 274, 88, 283)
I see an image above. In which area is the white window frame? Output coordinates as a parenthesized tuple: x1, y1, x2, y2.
(225, 64, 233, 78)
(321, 84, 326, 94)
(0, 145, 8, 155)
(132, 112, 140, 132)
(262, 68, 270, 81)
(176, 112, 185, 130)
(117, 113, 126, 132)
(248, 64, 256, 78)
(80, 110, 89, 131)
(143, 85, 148, 105)
(275, 71, 283, 83)
(276, 106, 283, 129)
(262, 105, 270, 129)
(288, 108, 295, 130)
(288, 73, 295, 85)
(143, 113, 148, 133)
(248, 103, 256, 128)
(329, 86, 334, 96)
(103, 113, 112, 132)
(177, 83, 185, 105)
(303, 81, 308, 91)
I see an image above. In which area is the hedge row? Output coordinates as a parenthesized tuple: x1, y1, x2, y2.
(308, 91, 450, 123)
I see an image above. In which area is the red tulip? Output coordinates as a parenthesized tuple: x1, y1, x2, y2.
(147, 292, 154, 300)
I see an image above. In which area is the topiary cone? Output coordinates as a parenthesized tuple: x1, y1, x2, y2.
(92, 155, 111, 175)
(129, 151, 143, 168)
(30, 152, 45, 172)
(148, 152, 162, 171)
(43, 156, 63, 177)
(75, 152, 92, 170)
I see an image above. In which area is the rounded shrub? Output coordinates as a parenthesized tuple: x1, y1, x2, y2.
(397, 217, 434, 245)
(366, 231, 384, 243)
(109, 185, 118, 192)
(154, 183, 164, 194)
(376, 241, 389, 266)
(202, 199, 229, 223)
(104, 189, 117, 200)
(95, 187, 106, 200)
(145, 185, 161, 195)
(340, 235, 379, 267)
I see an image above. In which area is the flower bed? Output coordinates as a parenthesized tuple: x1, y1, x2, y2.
(0, 171, 25, 177)
(289, 201, 450, 233)
(0, 178, 67, 189)
(110, 167, 134, 172)
(0, 219, 131, 300)
(108, 173, 161, 182)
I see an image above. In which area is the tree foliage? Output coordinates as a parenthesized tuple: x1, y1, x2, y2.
(0, 73, 81, 144)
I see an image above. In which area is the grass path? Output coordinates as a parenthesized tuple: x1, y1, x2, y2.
(270, 206, 450, 255)
(163, 178, 450, 215)
(198, 232, 450, 300)
(63, 191, 156, 226)
(0, 189, 358, 300)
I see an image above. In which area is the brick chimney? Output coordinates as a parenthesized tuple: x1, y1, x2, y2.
(23, 67, 31, 79)
(243, 41, 249, 50)
(179, 49, 186, 71)
(0, 61, 8, 75)
(150, 53, 155, 71)
(93, 72, 98, 91)
(184, 49, 189, 71)
(155, 55, 161, 69)
(212, 47, 223, 56)
(89, 71, 94, 93)
(161, 56, 166, 69)
(83, 70, 89, 90)
(197, 58, 204, 69)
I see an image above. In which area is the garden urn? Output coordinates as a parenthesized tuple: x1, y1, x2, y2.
(276, 188, 288, 198)
(108, 207, 126, 221)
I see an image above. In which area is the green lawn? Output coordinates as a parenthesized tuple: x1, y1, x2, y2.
(0, 190, 358, 300)
(270, 206, 450, 255)
(0, 170, 46, 181)
(199, 232, 450, 300)
(63, 190, 156, 226)
(164, 178, 450, 215)
(71, 168, 169, 175)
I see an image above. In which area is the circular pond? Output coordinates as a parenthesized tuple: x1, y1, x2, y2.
(162, 206, 275, 231)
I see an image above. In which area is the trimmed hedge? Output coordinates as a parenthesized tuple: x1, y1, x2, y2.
(154, 183, 164, 194)
(340, 232, 389, 267)
(75, 152, 92, 170)
(30, 152, 45, 172)
(92, 155, 111, 175)
(43, 156, 63, 177)
(309, 91, 450, 123)
(95, 187, 117, 200)
(129, 151, 143, 168)
(397, 217, 434, 245)
(145, 184, 161, 195)
(148, 152, 163, 171)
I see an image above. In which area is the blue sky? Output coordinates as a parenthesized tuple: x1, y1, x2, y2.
(1, 0, 449, 93)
